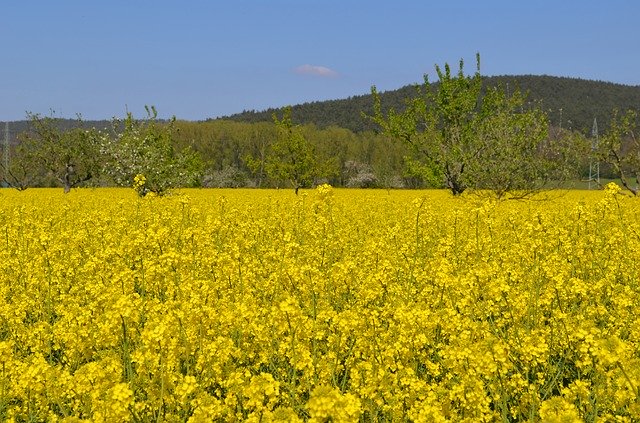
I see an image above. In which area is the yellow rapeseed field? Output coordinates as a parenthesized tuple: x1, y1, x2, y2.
(0, 185, 639, 422)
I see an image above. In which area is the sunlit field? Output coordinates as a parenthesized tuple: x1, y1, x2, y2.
(1, 186, 639, 422)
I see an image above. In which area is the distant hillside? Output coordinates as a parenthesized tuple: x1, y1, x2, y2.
(219, 75, 640, 133)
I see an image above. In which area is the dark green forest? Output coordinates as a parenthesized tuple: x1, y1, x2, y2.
(2, 74, 639, 193)
(223, 75, 640, 134)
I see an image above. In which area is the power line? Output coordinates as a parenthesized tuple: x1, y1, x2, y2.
(2, 122, 8, 187)
(588, 117, 600, 190)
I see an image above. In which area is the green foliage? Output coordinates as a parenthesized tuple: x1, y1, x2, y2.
(597, 109, 640, 195)
(369, 55, 570, 197)
(469, 86, 550, 196)
(243, 153, 268, 188)
(10, 114, 103, 192)
(174, 119, 404, 189)
(370, 56, 479, 194)
(403, 156, 443, 188)
(172, 120, 277, 187)
(1, 142, 39, 190)
(265, 107, 317, 194)
(105, 107, 203, 196)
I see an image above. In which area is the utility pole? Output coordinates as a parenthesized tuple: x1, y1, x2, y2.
(588, 118, 600, 190)
(2, 122, 8, 187)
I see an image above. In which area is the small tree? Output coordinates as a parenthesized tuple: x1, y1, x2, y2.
(1, 142, 38, 190)
(13, 114, 103, 193)
(265, 107, 316, 194)
(597, 109, 639, 195)
(105, 107, 203, 196)
(468, 86, 550, 196)
(369, 54, 562, 197)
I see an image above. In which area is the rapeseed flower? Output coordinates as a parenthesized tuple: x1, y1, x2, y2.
(0, 187, 639, 420)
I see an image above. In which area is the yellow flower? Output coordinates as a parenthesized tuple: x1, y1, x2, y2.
(1, 187, 640, 421)
(307, 385, 361, 422)
(133, 173, 147, 189)
(539, 397, 581, 423)
(604, 181, 621, 195)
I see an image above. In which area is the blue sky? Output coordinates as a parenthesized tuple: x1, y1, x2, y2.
(1, 0, 638, 121)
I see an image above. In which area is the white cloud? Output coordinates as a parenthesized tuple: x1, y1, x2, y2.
(293, 64, 339, 78)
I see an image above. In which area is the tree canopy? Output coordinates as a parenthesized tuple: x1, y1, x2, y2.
(597, 109, 640, 195)
(369, 55, 572, 197)
(106, 107, 203, 196)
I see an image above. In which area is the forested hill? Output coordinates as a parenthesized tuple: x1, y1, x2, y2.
(219, 75, 640, 133)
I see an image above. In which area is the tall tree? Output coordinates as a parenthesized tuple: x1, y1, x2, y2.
(369, 56, 483, 194)
(265, 107, 316, 194)
(369, 54, 562, 197)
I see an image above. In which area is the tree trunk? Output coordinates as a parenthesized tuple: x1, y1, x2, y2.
(444, 163, 466, 195)
(63, 164, 74, 194)
(616, 165, 638, 196)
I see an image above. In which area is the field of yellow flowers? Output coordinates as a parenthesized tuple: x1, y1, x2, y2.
(0, 185, 639, 422)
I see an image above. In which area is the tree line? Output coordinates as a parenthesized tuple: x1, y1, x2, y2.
(1, 107, 201, 196)
(2, 57, 639, 196)
(1, 111, 415, 194)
